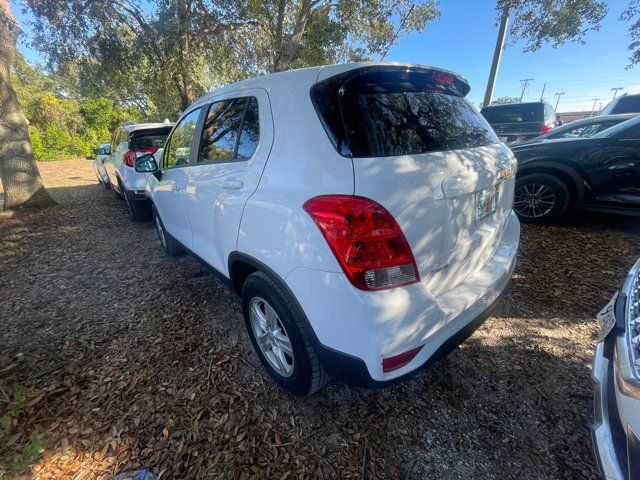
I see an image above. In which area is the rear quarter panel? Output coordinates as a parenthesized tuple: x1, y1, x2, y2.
(236, 71, 354, 280)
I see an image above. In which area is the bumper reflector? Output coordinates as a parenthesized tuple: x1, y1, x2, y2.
(382, 345, 424, 373)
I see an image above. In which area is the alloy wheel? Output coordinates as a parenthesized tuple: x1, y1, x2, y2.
(249, 297, 295, 377)
(514, 183, 556, 219)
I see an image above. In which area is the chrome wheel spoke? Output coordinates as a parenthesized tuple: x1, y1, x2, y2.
(248, 297, 295, 377)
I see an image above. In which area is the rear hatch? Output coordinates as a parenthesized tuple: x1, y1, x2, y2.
(481, 103, 545, 141)
(129, 127, 172, 159)
(312, 65, 516, 296)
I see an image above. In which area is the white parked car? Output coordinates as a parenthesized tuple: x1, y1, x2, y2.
(89, 143, 110, 188)
(104, 122, 173, 220)
(592, 259, 640, 479)
(136, 62, 520, 396)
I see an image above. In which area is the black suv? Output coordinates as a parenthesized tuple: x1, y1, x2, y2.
(601, 93, 640, 115)
(481, 101, 559, 143)
(510, 116, 640, 223)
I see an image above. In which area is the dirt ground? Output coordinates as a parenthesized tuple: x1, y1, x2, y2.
(1, 159, 639, 479)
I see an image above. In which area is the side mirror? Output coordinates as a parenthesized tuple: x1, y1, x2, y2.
(135, 153, 159, 173)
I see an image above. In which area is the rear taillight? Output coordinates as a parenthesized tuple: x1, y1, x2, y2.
(124, 148, 156, 168)
(540, 124, 552, 133)
(382, 345, 424, 372)
(303, 195, 419, 291)
(123, 150, 136, 167)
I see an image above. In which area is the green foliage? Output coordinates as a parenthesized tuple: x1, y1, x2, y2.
(622, 0, 640, 67)
(497, 0, 608, 52)
(0, 434, 46, 477)
(11, 53, 142, 161)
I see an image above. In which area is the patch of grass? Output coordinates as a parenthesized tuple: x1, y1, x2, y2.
(143, 310, 164, 329)
(0, 386, 31, 430)
(0, 433, 46, 478)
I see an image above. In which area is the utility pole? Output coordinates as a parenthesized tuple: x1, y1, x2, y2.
(611, 87, 623, 101)
(591, 98, 600, 116)
(539, 83, 546, 101)
(554, 92, 565, 112)
(519, 78, 534, 102)
(483, 8, 510, 107)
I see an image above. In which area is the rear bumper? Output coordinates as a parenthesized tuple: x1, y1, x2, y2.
(592, 259, 640, 480)
(285, 211, 519, 385)
(118, 165, 149, 194)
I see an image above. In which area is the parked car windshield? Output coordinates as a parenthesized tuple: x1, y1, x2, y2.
(480, 104, 544, 124)
(312, 68, 498, 157)
(548, 120, 621, 139)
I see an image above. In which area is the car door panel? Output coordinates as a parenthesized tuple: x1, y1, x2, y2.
(581, 138, 640, 206)
(149, 108, 203, 249)
(184, 90, 273, 276)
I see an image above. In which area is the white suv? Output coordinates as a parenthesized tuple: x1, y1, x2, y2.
(105, 122, 173, 220)
(136, 62, 520, 396)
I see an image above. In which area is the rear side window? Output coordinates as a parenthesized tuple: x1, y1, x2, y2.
(312, 68, 497, 158)
(199, 96, 260, 163)
(481, 104, 544, 124)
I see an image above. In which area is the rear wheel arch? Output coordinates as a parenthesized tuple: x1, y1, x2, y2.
(516, 161, 585, 206)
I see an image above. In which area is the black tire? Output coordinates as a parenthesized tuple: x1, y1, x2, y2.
(513, 173, 570, 224)
(103, 178, 111, 190)
(123, 188, 149, 221)
(241, 271, 327, 396)
(152, 204, 182, 256)
(113, 179, 124, 200)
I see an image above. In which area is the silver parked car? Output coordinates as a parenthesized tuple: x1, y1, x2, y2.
(592, 258, 640, 479)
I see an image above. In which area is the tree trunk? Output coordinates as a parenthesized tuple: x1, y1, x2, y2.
(273, 0, 313, 72)
(0, 0, 55, 210)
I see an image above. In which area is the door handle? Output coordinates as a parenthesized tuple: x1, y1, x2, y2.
(171, 184, 181, 192)
(221, 180, 243, 189)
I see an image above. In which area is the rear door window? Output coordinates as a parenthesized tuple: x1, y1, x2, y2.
(312, 68, 497, 158)
(199, 96, 260, 163)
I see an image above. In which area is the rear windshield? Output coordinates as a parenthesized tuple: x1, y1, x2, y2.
(481, 104, 544, 124)
(607, 96, 640, 115)
(311, 68, 498, 158)
(130, 129, 171, 150)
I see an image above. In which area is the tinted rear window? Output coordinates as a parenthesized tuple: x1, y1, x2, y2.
(610, 96, 640, 114)
(130, 128, 171, 150)
(311, 68, 497, 158)
(481, 104, 544, 124)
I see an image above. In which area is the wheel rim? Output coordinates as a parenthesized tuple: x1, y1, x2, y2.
(514, 183, 556, 219)
(249, 297, 295, 377)
(154, 214, 167, 249)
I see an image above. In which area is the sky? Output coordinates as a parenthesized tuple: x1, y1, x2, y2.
(11, 0, 639, 113)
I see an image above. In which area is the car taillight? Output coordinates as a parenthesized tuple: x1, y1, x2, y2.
(303, 195, 419, 291)
(382, 345, 424, 372)
(123, 150, 136, 167)
(124, 148, 156, 167)
(540, 124, 552, 133)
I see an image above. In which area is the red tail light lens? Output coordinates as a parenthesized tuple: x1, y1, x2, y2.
(124, 148, 157, 168)
(382, 345, 424, 372)
(540, 124, 552, 133)
(303, 195, 419, 291)
(123, 150, 136, 167)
